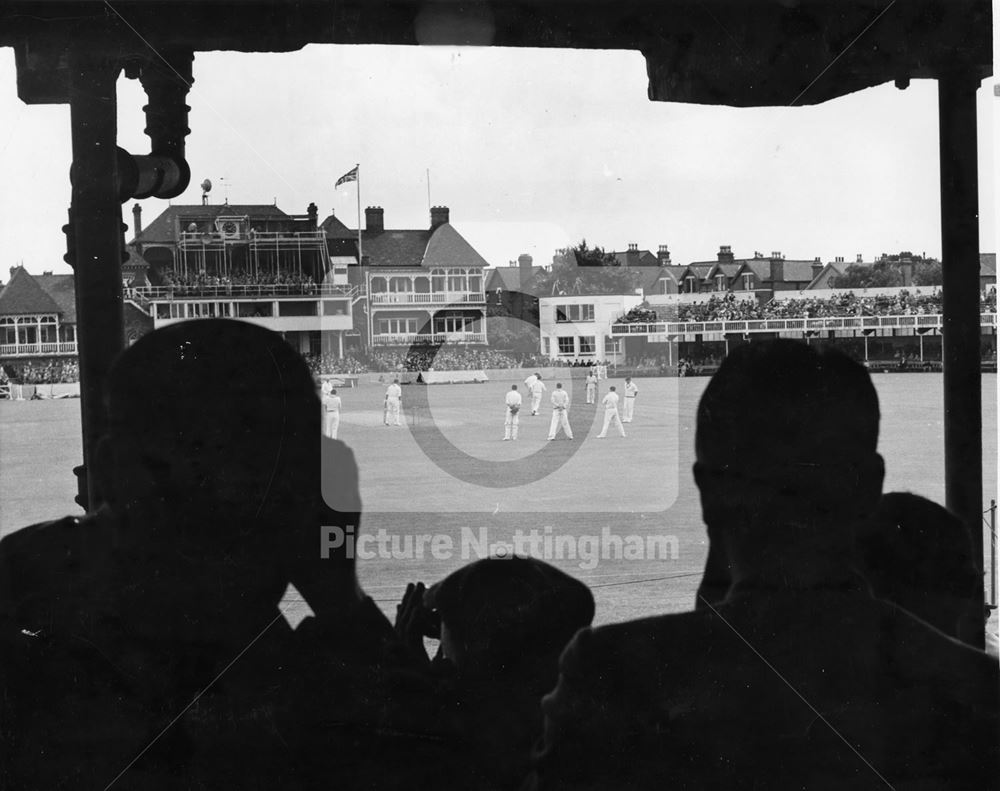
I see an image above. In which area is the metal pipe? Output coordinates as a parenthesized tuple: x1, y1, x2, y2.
(938, 71, 985, 648)
(68, 52, 126, 511)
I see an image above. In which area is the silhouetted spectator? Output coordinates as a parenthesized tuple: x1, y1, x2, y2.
(0, 320, 452, 790)
(397, 557, 594, 790)
(856, 492, 984, 646)
(532, 340, 998, 790)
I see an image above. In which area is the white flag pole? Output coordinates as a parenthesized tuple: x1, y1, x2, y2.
(355, 164, 363, 264)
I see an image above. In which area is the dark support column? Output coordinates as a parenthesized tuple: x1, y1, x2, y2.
(68, 52, 125, 511)
(938, 72, 984, 648)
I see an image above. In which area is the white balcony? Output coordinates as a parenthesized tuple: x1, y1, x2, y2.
(369, 291, 484, 305)
(133, 284, 358, 300)
(0, 342, 78, 357)
(371, 332, 487, 346)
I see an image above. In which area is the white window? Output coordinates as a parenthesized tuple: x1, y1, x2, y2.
(557, 337, 575, 355)
(579, 336, 596, 355)
(555, 304, 595, 322)
(742, 273, 754, 291)
(378, 318, 418, 334)
(435, 315, 471, 333)
(431, 268, 446, 292)
(605, 337, 619, 354)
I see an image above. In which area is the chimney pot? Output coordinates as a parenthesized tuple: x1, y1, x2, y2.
(132, 203, 143, 235)
(856, 254, 863, 263)
(307, 202, 318, 226)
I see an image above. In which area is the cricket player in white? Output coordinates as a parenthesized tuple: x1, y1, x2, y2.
(622, 376, 639, 423)
(504, 384, 522, 440)
(529, 375, 547, 416)
(585, 369, 598, 404)
(321, 382, 342, 438)
(384, 378, 402, 426)
(547, 383, 574, 440)
(524, 372, 539, 392)
(597, 385, 626, 438)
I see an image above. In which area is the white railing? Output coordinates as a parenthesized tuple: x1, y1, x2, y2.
(133, 283, 357, 300)
(369, 291, 485, 305)
(178, 230, 327, 246)
(611, 313, 997, 336)
(0, 342, 78, 357)
(371, 332, 487, 346)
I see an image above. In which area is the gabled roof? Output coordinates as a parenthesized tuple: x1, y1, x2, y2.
(423, 223, 489, 269)
(655, 265, 690, 284)
(320, 213, 357, 241)
(32, 273, 77, 323)
(633, 267, 665, 293)
(486, 266, 546, 291)
(781, 260, 821, 283)
(610, 249, 658, 267)
(0, 267, 62, 316)
(132, 204, 290, 245)
(362, 229, 430, 268)
(686, 263, 715, 280)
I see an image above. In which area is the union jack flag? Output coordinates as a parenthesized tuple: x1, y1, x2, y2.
(335, 166, 358, 187)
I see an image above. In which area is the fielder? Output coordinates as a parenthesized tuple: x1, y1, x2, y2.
(585, 369, 597, 404)
(547, 383, 574, 440)
(597, 385, 626, 438)
(384, 378, 402, 426)
(504, 384, 522, 441)
(529, 375, 547, 416)
(321, 381, 342, 439)
(622, 376, 639, 423)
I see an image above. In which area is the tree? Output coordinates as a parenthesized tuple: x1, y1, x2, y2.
(533, 240, 642, 297)
(831, 253, 943, 289)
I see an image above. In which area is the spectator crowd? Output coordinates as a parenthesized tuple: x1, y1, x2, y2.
(621, 288, 997, 324)
(153, 267, 319, 294)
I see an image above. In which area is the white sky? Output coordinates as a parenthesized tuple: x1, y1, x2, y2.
(0, 43, 996, 278)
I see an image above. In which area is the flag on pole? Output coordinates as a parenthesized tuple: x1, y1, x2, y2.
(335, 165, 359, 187)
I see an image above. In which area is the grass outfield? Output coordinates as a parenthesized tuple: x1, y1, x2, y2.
(0, 373, 996, 630)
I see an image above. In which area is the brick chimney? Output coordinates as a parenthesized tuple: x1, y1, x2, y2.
(307, 202, 318, 227)
(132, 203, 142, 235)
(657, 244, 671, 266)
(430, 206, 450, 229)
(856, 254, 863, 263)
(626, 243, 639, 267)
(517, 253, 533, 284)
(769, 251, 784, 284)
(365, 206, 384, 233)
(718, 245, 734, 263)
(811, 257, 823, 279)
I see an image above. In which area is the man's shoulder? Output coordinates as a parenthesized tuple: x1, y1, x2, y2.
(563, 610, 708, 674)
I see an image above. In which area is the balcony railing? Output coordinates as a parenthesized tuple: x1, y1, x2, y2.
(178, 229, 328, 247)
(369, 291, 485, 305)
(0, 342, 78, 357)
(610, 313, 997, 336)
(132, 284, 358, 300)
(371, 332, 487, 346)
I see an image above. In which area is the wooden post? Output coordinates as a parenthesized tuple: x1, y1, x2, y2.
(938, 71, 984, 648)
(68, 51, 125, 511)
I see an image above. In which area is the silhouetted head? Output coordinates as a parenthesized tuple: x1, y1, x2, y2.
(425, 556, 594, 678)
(511, 384, 518, 391)
(694, 340, 883, 583)
(856, 492, 981, 640)
(556, 383, 563, 390)
(100, 320, 324, 637)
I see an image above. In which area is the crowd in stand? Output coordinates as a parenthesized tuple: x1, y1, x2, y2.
(154, 267, 319, 294)
(1, 322, 994, 790)
(2, 359, 80, 384)
(622, 288, 998, 324)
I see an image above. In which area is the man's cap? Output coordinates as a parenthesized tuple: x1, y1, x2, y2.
(425, 556, 594, 662)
